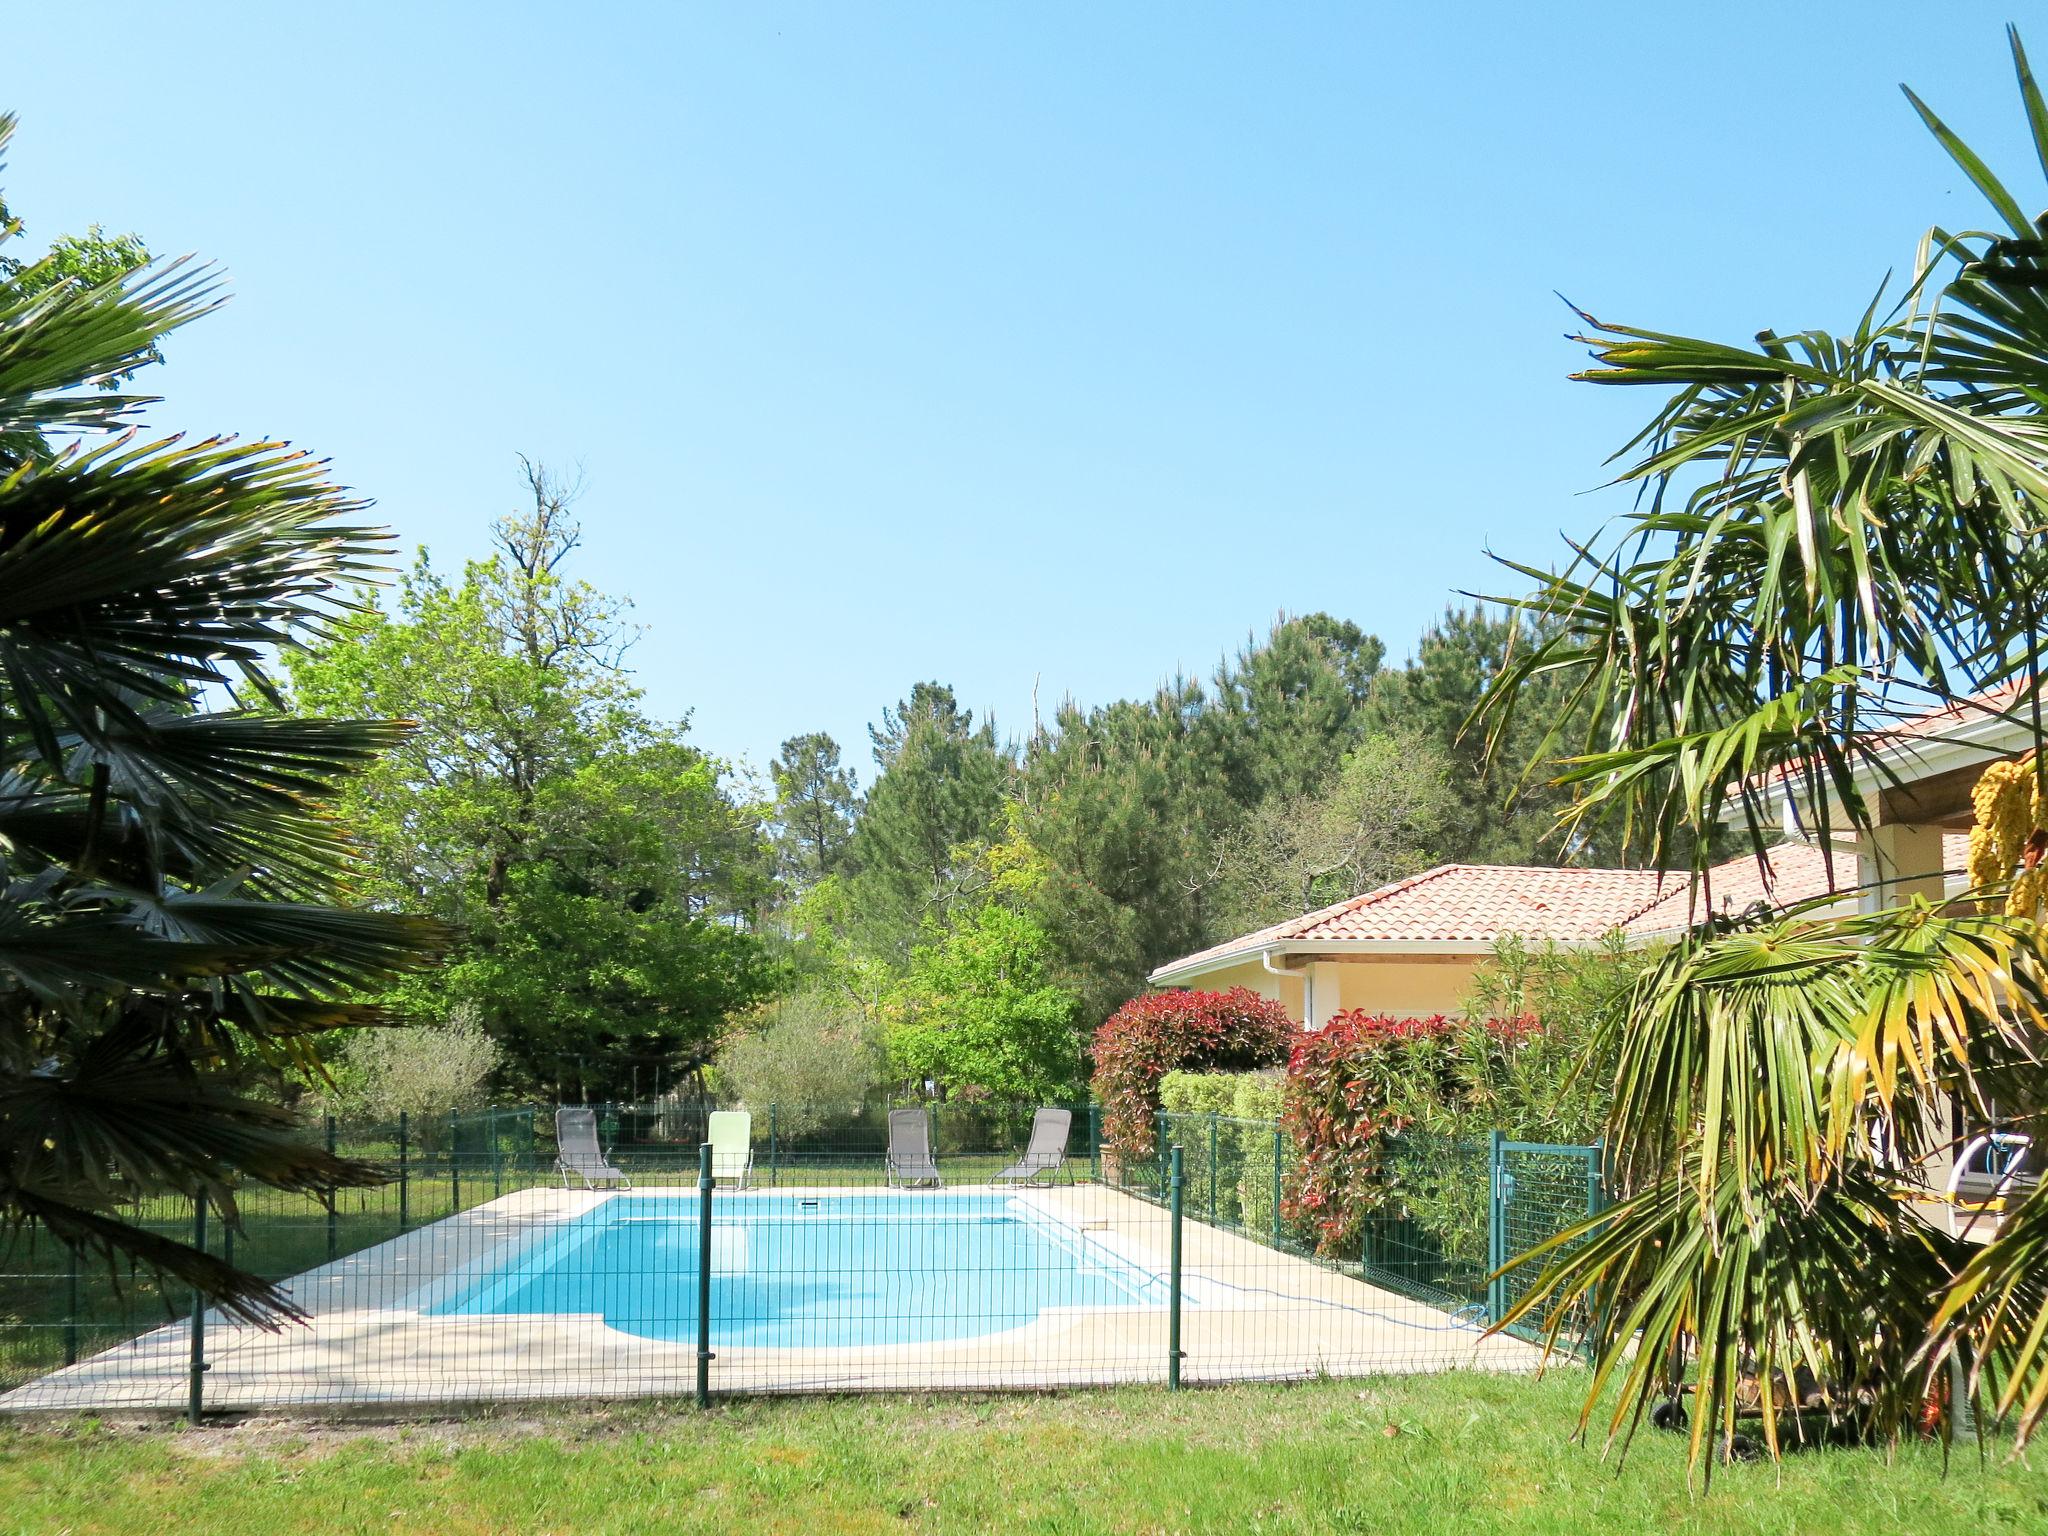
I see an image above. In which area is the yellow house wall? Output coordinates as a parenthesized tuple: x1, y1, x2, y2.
(1164, 954, 1480, 1027)
(1181, 956, 1300, 1016)
(1328, 957, 1479, 1019)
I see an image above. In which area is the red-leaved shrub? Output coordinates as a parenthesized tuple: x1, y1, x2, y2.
(1092, 987, 1294, 1160)
(1280, 1010, 1459, 1254)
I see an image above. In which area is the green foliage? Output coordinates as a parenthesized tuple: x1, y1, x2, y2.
(0, 193, 155, 388)
(1211, 730, 1458, 933)
(717, 989, 881, 1139)
(1160, 1068, 1288, 1231)
(0, 114, 443, 1316)
(1365, 605, 1585, 865)
(324, 1006, 502, 1139)
(285, 463, 776, 1101)
(1205, 614, 1384, 806)
(845, 683, 1011, 959)
(1157, 1070, 1244, 1116)
(1444, 934, 1640, 1144)
(1017, 681, 1223, 1024)
(890, 904, 1084, 1101)
(771, 732, 859, 890)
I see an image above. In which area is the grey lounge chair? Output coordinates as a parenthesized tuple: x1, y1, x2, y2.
(555, 1107, 632, 1190)
(993, 1108, 1073, 1186)
(886, 1107, 943, 1188)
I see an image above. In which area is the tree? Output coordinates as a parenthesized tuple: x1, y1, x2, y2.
(1019, 682, 1227, 1023)
(325, 1005, 501, 1136)
(287, 462, 776, 1101)
(889, 904, 1085, 1101)
(1211, 731, 1458, 931)
(1478, 31, 2048, 1469)
(1205, 613, 1384, 806)
(844, 683, 1010, 955)
(0, 195, 155, 385)
(715, 987, 881, 1137)
(0, 114, 442, 1315)
(771, 732, 858, 889)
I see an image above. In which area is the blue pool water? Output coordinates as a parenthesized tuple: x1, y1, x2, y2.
(431, 1194, 1165, 1347)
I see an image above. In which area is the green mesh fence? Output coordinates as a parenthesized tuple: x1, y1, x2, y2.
(1490, 1138, 1606, 1347)
(0, 1103, 1600, 1412)
(1148, 1112, 1312, 1251)
(1358, 1135, 1492, 1319)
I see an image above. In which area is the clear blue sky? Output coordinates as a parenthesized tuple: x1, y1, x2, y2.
(5, 5, 2036, 782)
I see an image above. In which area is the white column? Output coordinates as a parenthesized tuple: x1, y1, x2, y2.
(1856, 822, 1949, 912)
(1304, 960, 1342, 1031)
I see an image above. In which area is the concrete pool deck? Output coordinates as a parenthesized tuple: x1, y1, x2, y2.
(0, 1184, 1546, 1413)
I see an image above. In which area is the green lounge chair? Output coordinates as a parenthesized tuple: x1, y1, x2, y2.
(709, 1110, 753, 1189)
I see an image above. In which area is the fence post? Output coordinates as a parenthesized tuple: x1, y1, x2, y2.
(187, 1198, 207, 1425)
(492, 1110, 503, 1199)
(1089, 1104, 1101, 1184)
(326, 1115, 339, 1263)
(397, 1111, 410, 1234)
(63, 1245, 79, 1366)
(1486, 1130, 1505, 1326)
(1167, 1145, 1184, 1391)
(1208, 1113, 1219, 1221)
(1271, 1127, 1284, 1246)
(1156, 1110, 1167, 1197)
(449, 1110, 461, 1214)
(769, 1104, 779, 1188)
(696, 1141, 715, 1409)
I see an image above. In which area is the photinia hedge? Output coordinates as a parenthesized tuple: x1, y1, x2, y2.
(1092, 987, 1294, 1160)
(1279, 1009, 1460, 1255)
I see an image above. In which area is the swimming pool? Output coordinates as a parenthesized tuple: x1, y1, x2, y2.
(430, 1193, 1167, 1348)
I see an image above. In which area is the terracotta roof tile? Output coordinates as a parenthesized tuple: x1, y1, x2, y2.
(1150, 835, 1972, 981)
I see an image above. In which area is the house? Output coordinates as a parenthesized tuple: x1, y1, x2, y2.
(1152, 689, 2030, 1027)
(1146, 687, 2026, 1231)
(1147, 843, 1890, 1026)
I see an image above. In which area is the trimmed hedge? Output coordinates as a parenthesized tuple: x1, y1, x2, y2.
(1159, 1069, 1287, 1229)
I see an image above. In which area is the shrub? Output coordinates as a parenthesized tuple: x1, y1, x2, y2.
(1161, 1069, 1271, 1226)
(326, 1004, 502, 1148)
(719, 989, 882, 1139)
(1360, 936, 1642, 1267)
(1229, 1071, 1290, 1236)
(1092, 988, 1293, 1162)
(1448, 933, 1640, 1145)
(1157, 1071, 1244, 1116)
(1280, 1010, 1461, 1255)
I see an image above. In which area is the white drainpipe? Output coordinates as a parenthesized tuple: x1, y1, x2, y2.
(1261, 948, 1309, 1028)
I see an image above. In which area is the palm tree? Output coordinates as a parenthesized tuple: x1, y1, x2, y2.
(0, 116, 443, 1318)
(1478, 29, 2048, 1471)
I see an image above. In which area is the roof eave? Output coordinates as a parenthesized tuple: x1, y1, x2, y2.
(1145, 934, 1609, 987)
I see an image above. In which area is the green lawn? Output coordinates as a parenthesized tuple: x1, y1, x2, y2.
(1, 1373, 2042, 1535)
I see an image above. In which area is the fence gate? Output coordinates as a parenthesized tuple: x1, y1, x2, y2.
(1487, 1135, 1604, 1341)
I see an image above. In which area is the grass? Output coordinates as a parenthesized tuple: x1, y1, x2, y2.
(0, 1372, 2043, 1535)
